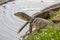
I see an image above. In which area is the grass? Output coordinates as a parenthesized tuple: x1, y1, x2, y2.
(22, 10, 60, 40)
(25, 25, 60, 40)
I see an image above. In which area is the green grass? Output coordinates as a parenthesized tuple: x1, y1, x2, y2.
(24, 25, 60, 40)
(22, 10, 60, 40)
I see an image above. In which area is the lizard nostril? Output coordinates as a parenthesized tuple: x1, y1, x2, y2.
(14, 13, 16, 15)
(14, 13, 17, 16)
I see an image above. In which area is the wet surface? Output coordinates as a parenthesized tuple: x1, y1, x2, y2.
(0, 0, 60, 40)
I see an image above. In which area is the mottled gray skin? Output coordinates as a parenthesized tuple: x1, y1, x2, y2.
(14, 3, 60, 37)
(14, 12, 53, 33)
(33, 3, 60, 19)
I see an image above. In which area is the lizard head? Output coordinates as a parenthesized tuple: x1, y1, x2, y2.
(14, 12, 32, 21)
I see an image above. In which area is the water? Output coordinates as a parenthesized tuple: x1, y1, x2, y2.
(0, 0, 60, 40)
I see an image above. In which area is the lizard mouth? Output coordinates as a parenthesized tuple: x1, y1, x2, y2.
(14, 13, 18, 16)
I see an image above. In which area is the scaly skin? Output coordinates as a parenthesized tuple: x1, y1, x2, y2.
(14, 3, 60, 38)
(33, 3, 60, 19)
